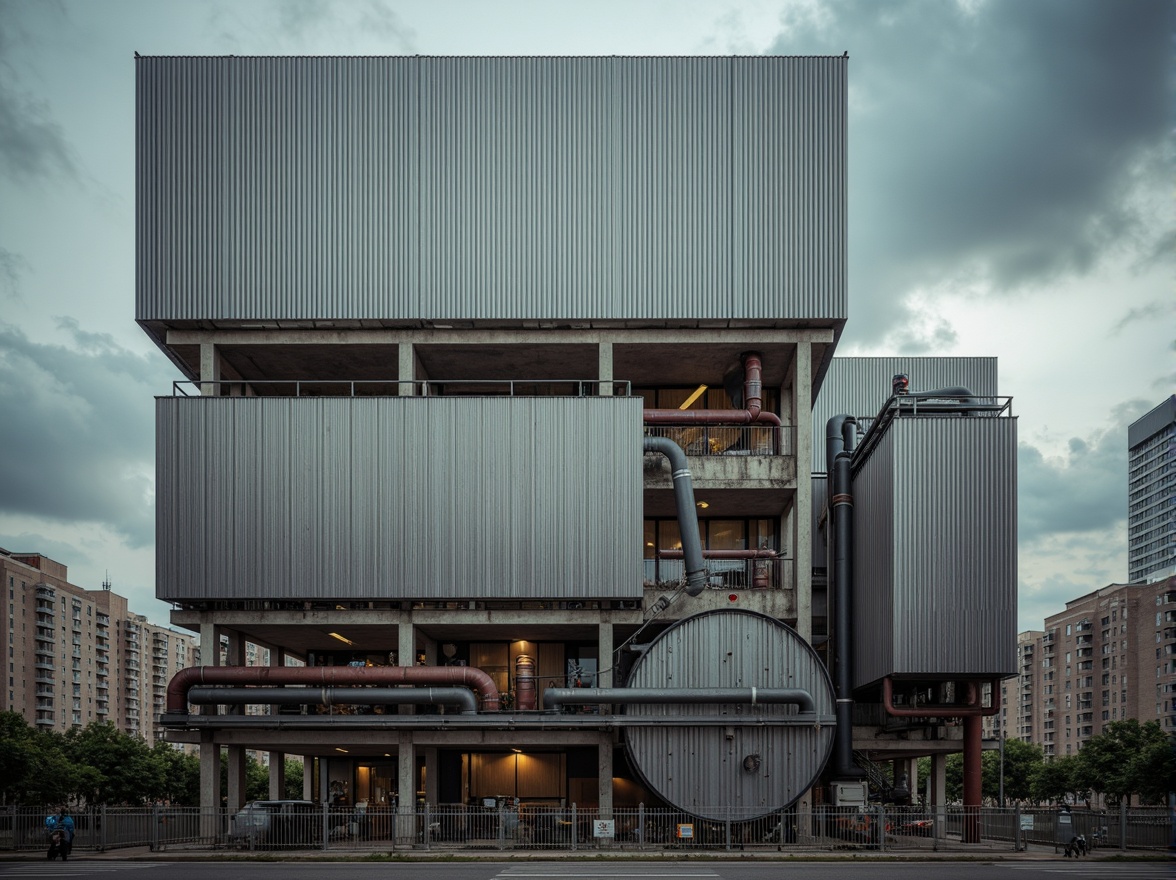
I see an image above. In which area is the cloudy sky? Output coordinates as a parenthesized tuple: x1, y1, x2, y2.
(0, 0, 1171, 632)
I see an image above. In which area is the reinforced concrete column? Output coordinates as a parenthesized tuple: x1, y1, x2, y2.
(269, 648, 286, 787)
(930, 752, 947, 805)
(598, 342, 613, 396)
(199, 736, 219, 838)
(597, 739, 613, 823)
(398, 342, 416, 396)
(422, 747, 438, 805)
(791, 340, 813, 643)
(269, 752, 286, 800)
(598, 619, 613, 715)
(398, 616, 416, 714)
(397, 734, 415, 841)
(199, 342, 221, 396)
(303, 756, 314, 801)
(223, 630, 247, 812)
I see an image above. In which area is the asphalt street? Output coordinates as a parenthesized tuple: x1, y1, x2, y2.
(1, 860, 1174, 880)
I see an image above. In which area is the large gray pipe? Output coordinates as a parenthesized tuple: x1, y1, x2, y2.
(643, 436, 708, 596)
(186, 685, 479, 715)
(543, 687, 816, 713)
(827, 415, 866, 781)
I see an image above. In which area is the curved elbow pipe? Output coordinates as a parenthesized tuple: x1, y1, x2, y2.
(167, 664, 500, 714)
(643, 436, 708, 596)
(542, 687, 815, 713)
(186, 685, 480, 715)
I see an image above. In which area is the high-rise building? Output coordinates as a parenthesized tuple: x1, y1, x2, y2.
(1, 549, 196, 739)
(1128, 396, 1176, 584)
(1003, 577, 1176, 757)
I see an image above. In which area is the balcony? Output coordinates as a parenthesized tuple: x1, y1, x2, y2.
(34, 712, 55, 727)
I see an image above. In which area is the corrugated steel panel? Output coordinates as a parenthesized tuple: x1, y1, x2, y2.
(137, 56, 846, 324)
(625, 610, 835, 819)
(155, 396, 643, 601)
(852, 417, 1018, 688)
(811, 474, 828, 570)
(812, 357, 999, 471)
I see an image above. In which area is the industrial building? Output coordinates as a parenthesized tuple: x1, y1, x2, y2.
(2, 548, 196, 741)
(1128, 396, 1176, 584)
(138, 55, 1017, 828)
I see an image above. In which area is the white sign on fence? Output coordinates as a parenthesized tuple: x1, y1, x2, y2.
(1020, 815, 1034, 831)
(593, 820, 615, 838)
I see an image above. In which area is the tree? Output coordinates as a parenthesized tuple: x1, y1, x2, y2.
(1030, 755, 1081, 805)
(981, 738, 1043, 804)
(152, 741, 200, 805)
(0, 711, 76, 805)
(62, 722, 163, 805)
(1075, 719, 1173, 806)
(283, 758, 304, 800)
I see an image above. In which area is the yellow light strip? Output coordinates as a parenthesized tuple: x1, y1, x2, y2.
(328, 632, 354, 646)
(678, 384, 708, 410)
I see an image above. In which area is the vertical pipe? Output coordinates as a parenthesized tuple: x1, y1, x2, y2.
(642, 437, 707, 595)
(962, 714, 982, 843)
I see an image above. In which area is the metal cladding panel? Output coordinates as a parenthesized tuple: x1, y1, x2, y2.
(155, 396, 643, 601)
(852, 417, 1018, 688)
(812, 357, 999, 471)
(137, 56, 419, 321)
(137, 55, 846, 324)
(811, 475, 828, 567)
(624, 610, 835, 820)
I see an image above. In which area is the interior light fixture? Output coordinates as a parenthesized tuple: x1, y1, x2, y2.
(512, 748, 523, 754)
(697, 501, 709, 509)
(328, 632, 354, 646)
(335, 747, 349, 753)
(678, 384, 708, 410)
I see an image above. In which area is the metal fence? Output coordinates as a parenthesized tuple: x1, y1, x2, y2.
(1, 804, 1170, 854)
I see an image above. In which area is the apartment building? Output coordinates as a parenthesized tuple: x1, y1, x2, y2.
(1128, 396, 1176, 584)
(1001, 577, 1176, 757)
(1, 549, 196, 739)
(139, 55, 1016, 820)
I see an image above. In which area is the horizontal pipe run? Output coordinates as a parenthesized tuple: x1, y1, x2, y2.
(656, 549, 779, 559)
(160, 712, 837, 731)
(542, 687, 816, 713)
(167, 665, 500, 714)
(186, 685, 479, 715)
(881, 678, 1001, 718)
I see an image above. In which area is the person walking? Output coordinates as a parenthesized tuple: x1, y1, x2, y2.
(45, 807, 75, 860)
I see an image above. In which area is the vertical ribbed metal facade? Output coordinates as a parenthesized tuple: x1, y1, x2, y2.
(812, 357, 999, 471)
(156, 396, 643, 601)
(136, 55, 846, 324)
(624, 610, 835, 819)
(851, 417, 1018, 687)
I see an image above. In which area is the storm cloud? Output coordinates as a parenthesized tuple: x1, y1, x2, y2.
(0, 321, 163, 547)
(768, 0, 1174, 349)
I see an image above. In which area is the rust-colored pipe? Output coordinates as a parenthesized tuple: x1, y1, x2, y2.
(656, 549, 778, 559)
(962, 715, 983, 843)
(881, 678, 1000, 718)
(642, 352, 783, 428)
(167, 664, 501, 714)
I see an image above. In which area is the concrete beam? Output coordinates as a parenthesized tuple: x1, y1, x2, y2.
(174, 609, 408, 627)
(184, 728, 609, 750)
(168, 328, 837, 347)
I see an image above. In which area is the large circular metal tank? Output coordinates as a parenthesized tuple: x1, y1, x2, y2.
(624, 609, 835, 820)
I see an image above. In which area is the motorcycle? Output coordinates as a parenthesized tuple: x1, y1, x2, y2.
(46, 827, 65, 860)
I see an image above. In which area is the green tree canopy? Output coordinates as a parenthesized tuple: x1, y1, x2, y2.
(62, 722, 163, 805)
(1075, 719, 1174, 806)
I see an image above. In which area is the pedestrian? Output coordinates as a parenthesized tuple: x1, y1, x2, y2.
(45, 806, 75, 860)
(1077, 833, 1087, 856)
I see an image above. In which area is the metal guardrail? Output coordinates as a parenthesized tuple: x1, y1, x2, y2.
(172, 379, 633, 398)
(644, 556, 791, 591)
(643, 424, 791, 456)
(1, 804, 1169, 853)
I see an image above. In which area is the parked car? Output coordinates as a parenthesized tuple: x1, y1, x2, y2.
(230, 800, 320, 848)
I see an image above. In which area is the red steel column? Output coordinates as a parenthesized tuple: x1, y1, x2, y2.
(962, 714, 982, 843)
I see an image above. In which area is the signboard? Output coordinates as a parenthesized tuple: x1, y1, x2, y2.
(593, 820, 615, 838)
(1020, 815, 1034, 831)
(676, 823, 694, 839)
